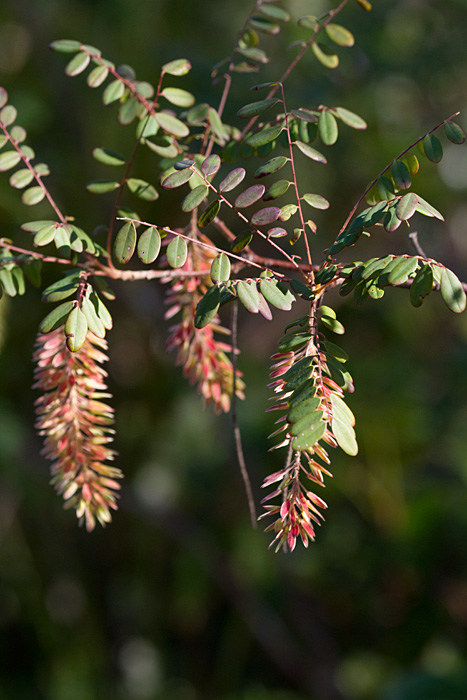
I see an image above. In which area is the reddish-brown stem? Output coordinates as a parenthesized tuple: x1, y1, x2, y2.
(334, 111, 461, 245)
(0, 239, 77, 267)
(0, 122, 68, 225)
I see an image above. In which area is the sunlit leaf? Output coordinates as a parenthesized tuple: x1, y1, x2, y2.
(210, 253, 231, 284)
(260, 278, 294, 310)
(114, 221, 136, 264)
(22, 186, 46, 206)
(162, 58, 191, 76)
(166, 236, 188, 268)
(396, 192, 418, 220)
(93, 148, 126, 166)
(318, 110, 338, 145)
(49, 39, 82, 53)
(312, 43, 339, 69)
(65, 306, 88, 351)
(82, 296, 106, 339)
(137, 227, 161, 264)
(302, 193, 330, 210)
(383, 206, 402, 232)
(65, 51, 90, 76)
(441, 267, 466, 313)
(161, 87, 195, 108)
(102, 79, 125, 105)
(42, 271, 80, 303)
(387, 256, 419, 285)
(237, 280, 261, 313)
(249, 17, 280, 35)
(33, 224, 57, 247)
(258, 4, 289, 21)
(127, 178, 158, 201)
(236, 46, 269, 64)
(9, 168, 34, 189)
(208, 107, 228, 145)
(294, 140, 327, 164)
(325, 23, 354, 47)
(0, 151, 21, 171)
(292, 420, 326, 451)
(38, 301, 75, 333)
(87, 64, 109, 87)
(118, 97, 140, 125)
(297, 15, 319, 30)
(415, 195, 444, 220)
(155, 111, 189, 138)
(86, 179, 120, 194)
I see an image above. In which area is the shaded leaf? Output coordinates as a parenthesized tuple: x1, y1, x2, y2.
(219, 167, 246, 192)
(198, 199, 220, 227)
(290, 109, 318, 123)
(251, 206, 281, 226)
(161, 168, 193, 189)
(263, 179, 290, 200)
(50, 39, 82, 53)
(334, 107, 366, 129)
(235, 184, 265, 208)
(237, 98, 279, 119)
(194, 285, 220, 328)
(423, 133, 443, 163)
(231, 230, 253, 252)
(137, 227, 161, 264)
(181, 184, 208, 212)
(246, 124, 283, 148)
(208, 107, 228, 145)
(200, 154, 221, 177)
(254, 156, 288, 177)
(166, 236, 188, 268)
(259, 4, 289, 21)
(410, 263, 433, 307)
(82, 296, 106, 339)
(86, 179, 120, 194)
(396, 193, 418, 221)
(118, 97, 140, 125)
(391, 160, 411, 189)
(444, 121, 465, 145)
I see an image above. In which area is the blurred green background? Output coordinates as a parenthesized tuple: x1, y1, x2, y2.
(1, 1, 467, 699)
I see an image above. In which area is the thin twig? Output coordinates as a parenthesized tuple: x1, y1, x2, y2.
(408, 231, 427, 258)
(231, 300, 257, 528)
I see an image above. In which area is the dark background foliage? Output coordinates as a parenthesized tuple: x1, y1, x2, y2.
(1, 1, 467, 699)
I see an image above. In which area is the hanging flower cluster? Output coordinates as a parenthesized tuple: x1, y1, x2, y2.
(165, 235, 245, 414)
(33, 327, 121, 531)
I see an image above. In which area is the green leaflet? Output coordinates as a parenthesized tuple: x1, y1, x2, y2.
(42, 272, 80, 302)
(246, 124, 283, 148)
(82, 295, 106, 339)
(113, 222, 136, 264)
(137, 227, 161, 264)
(440, 267, 467, 313)
(237, 98, 279, 119)
(410, 263, 433, 307)
(210, 253, 231, 284)
(259, 278, 294, 310)
(318, 110, 338, 145)
(237, 280, 261, 314)
(198, 200, 221, 227)
(65, 306, 88, 352)
(38, 301, 74, 333)
(194, 285, 220, 328)
(166, 236, 188, 268)
(387, 256, 419, 286)
(291, 419, 326, 451)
